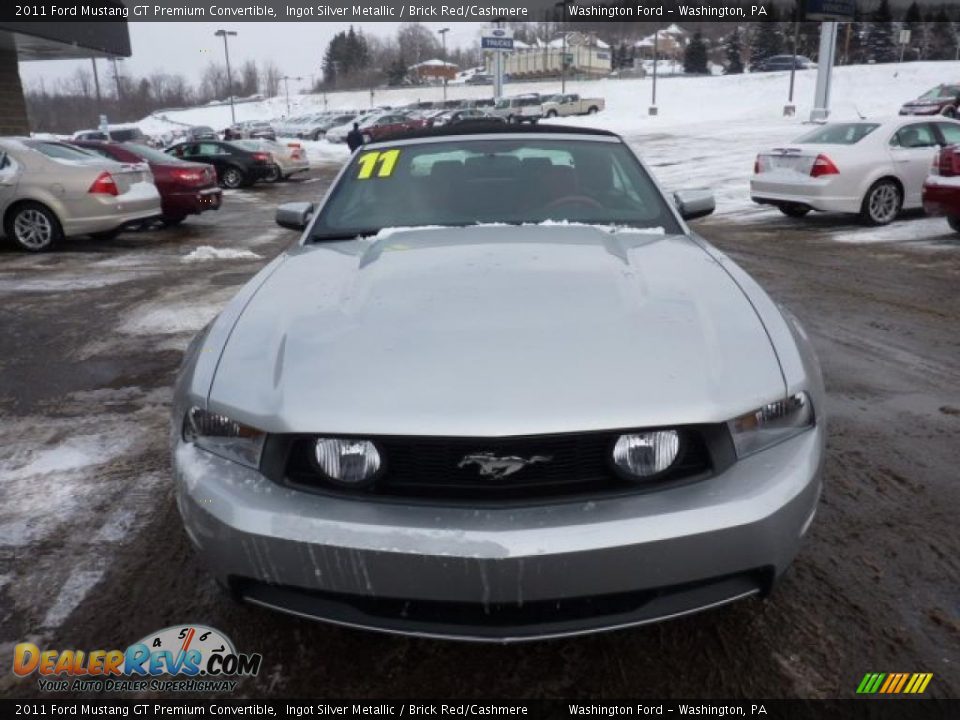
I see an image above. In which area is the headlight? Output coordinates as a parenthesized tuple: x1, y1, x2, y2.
(313, 438, 381, 487)
(182, 407, 266, 468)
(612, 430, 680, 480)
(729, 392, 814, 458)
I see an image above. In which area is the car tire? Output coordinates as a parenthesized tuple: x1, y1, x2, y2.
(3, 201, 63, 252)
(312, 130, 323, 141)
(948, 216, 960, 233)
(546, 110, 558, 118)
(220, 166, 245, 189)
(777, 203, 812, 218)
(860, 179, 903, 226)
(588, 106, 599, 114)
(942, 106, 957, 118)
(263, 164, 282, 183)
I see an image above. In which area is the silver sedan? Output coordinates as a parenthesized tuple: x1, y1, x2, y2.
(0, 138, 161, 251)
(171, 127, 825, 641)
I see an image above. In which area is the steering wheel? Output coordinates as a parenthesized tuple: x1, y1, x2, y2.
(543, 195, 604, 212)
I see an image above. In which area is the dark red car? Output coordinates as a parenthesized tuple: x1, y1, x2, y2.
(357, 111, 426, 143)
(922, 145, 960, 232)
(71, 140, 222, 226)
(900, 84, 960, 118)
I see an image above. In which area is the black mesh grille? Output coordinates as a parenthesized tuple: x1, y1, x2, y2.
(279, 428, 717, 502)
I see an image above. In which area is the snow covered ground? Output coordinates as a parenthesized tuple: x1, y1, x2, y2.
(133, 60, 960, 244)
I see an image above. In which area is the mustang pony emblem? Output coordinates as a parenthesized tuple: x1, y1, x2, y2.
(458, 452, 553, 479)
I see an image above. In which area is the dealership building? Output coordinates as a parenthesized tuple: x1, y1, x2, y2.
(0, 21, 130, 135)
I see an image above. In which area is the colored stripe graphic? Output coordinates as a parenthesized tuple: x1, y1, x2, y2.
(857, 672, 932, 694)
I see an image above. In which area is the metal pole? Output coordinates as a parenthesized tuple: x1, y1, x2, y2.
(649, 29, 658, 115)
(90, 57, 101, 108)
(788, 21, 799, 102)
(438, 28, 449, 102)
(810, 21, 839, 122)
(110, 57, 121, 100)
(561, 28, 567, 93)
(284, 77, 290, 115)
(216, 30, 238, 124)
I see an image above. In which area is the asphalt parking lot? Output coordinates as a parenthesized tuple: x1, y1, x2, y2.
(1, 166, 957, 699)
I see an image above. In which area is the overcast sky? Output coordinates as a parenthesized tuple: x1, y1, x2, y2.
(18, 22, 486, 92)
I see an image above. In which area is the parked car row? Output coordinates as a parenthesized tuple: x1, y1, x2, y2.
(751, 115, 960, 233)
(0, 131, 314, 251)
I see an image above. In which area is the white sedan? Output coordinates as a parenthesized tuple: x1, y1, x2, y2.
(751, 117, 960, 225)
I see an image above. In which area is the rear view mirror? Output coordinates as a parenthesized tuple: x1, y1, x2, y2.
(275, 202, 314, 231)
(673, 189, 715, 221)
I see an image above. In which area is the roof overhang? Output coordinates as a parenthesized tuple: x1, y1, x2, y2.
(0, 20, 130, 60)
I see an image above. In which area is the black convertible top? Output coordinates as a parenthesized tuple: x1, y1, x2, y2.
(381, 122, 620, 144)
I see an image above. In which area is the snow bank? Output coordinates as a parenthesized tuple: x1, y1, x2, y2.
(182, 246, 262, 262)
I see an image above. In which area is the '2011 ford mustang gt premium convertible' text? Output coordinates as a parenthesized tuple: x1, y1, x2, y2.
(172, 125, 825, 642)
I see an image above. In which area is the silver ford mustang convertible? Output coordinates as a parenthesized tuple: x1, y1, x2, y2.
(172, 125, 825, 641)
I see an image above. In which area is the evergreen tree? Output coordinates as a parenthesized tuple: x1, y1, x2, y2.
(684, 31, 709, 74)
(928, 10, 958, 60)
(864, 0, 897, 63)
(903, 2, 923, 60)
(725, 28, 744, 74)
(748, 5, 783, 69)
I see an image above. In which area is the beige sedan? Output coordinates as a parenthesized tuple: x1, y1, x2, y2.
(0, 137, 161, 251)
(232, 139, 310, 182)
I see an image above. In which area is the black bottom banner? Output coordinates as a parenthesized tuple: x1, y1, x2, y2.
(2, 700, 957, 720)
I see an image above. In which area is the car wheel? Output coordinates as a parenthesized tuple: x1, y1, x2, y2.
(942, 106, 957, 118)
(263, 164, 282, 183)
(777, 203, 812, 218)
(860, 179, 902, 226)
(312, 130, 323, 141)
(220, 167, 245, 189)
(587, 106, 599, 114)
(162, 215, 187, 227)
(4, 201, 63, 252)
(546, 110, 558, 118)
(948, 216, 960, 233)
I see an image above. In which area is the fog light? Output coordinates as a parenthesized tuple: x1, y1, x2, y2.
(613, 431, 679, 479)
(314, 438, 381, 486)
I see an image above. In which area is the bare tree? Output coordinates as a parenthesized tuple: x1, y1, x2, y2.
(260, 60, 282, 98)
(239, 59, 259, 96)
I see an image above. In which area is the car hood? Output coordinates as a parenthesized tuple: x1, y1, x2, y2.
(209, 226, 787, 436)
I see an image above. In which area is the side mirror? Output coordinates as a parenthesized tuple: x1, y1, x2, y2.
(673, 189, 715, 221)
(0, 151, 8, 170)
(275, 202, 314, 231)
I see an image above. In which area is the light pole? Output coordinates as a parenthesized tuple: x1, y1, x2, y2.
(649, 28, 659, 116)
(786, 20, 799, 116)
(214, 30, 238, 124)
(281, 75, 302, 116)
(555, 1, 567, 93)
(438, 27, 450, 101)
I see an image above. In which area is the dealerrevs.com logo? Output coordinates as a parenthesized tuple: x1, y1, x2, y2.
(13, 625, 262, 693)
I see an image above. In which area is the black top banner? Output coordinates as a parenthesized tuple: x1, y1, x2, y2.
(0, 0, 913, 24)
(2, 699, 959, 719)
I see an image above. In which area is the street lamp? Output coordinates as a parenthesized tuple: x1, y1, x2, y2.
(214, 29, 238, 124)
(281, 75, 303, 116)
(437, 27, 450, 101)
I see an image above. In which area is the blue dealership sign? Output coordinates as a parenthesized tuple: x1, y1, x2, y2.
(805, 0, 855, 20)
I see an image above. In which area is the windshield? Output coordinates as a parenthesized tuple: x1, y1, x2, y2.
(794, 123, 880, 145)
(311, 138, 681, 240)
(920, 85, 960, 100)
(516, 97, 540, 107)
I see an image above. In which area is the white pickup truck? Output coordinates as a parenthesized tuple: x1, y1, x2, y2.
(540, 93, 605, 118)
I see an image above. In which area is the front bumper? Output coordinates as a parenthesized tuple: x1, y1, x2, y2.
(174, 427, 823, 642)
